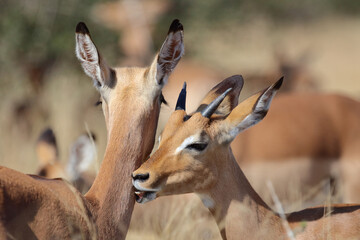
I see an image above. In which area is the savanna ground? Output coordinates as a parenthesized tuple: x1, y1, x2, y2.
(1, 0, 360, 239)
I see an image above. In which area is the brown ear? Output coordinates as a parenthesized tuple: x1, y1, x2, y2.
(150, 19, 184, 86)
(216, 77, 283, 144)
(75, 22, 116, 89)
(196, 75, 244, 116)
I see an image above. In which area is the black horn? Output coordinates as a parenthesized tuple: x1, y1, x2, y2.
(175, 82, 187, 111)
(201, 88, 232, 118)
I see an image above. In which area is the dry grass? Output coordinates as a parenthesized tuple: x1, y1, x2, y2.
(128, 194, 221, 240)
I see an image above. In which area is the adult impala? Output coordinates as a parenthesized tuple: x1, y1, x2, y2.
(230, 90, 360, 206)
(133, 76, 360, 240)
(0, 19, 184, 239)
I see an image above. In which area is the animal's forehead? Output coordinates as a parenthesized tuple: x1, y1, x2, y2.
(111, 67, 153, 104)
(114, 67, 148, 85)
(162, 113, 209, 142)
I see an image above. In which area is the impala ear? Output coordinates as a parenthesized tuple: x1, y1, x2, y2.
(75, 22, 116, 90)
(36, 128, 58, 166)
(195, 75, 244, 116)
(150, 19, 184, 86)
(66, 133, 97, 181)
(216, 77, 283, 144)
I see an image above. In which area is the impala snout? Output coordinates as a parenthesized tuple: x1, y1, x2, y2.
(132, 170, 159, 204)
(132, 172, 150, 182)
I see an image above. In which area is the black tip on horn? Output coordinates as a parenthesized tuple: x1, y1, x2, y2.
(175, 82, 187, 111)
(201, 88, 232, 118)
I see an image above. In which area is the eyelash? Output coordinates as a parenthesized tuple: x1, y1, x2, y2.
(186, 143, 208, 151)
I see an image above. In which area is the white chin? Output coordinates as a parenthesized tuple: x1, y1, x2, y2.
(135, 191, 157, 204)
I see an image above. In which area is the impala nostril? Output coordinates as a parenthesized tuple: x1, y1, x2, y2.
(133, 173, 150, 181)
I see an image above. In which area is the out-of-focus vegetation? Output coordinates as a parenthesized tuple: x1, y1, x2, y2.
(0, 0, 120, 92)
(2, 0, 360, 82)
(0, 0, 359, 170)
(154, 0, 360, 46)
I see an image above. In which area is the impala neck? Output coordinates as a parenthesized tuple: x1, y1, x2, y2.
(205, 149, 283, 240)
(85, 101, 159, 239)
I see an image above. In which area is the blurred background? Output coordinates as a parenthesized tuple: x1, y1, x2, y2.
(1, 0, 360, 238)
(0, 0, 360, 173)
(2, 0, 360, 173)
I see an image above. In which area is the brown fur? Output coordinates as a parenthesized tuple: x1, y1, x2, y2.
(231, 93, 360, 203)
(36, 129, 96, 194)
(0, 20, 184, 239)
(133, 77, 360, 239)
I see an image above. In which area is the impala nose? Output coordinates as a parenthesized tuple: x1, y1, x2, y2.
(132, 173, 150, 182)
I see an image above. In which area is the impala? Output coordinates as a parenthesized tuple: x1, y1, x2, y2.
(231, 91, 360, 205)
(133, 75, 360, 240)
(0, 19, 184, 239)
(36, 128, 97, 194)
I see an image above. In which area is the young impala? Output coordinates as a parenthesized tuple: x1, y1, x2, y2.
(0, 19, 184, 239)
(133, 75, 360, 240)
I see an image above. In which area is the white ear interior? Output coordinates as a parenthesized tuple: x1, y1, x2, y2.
(227, 86, 279, 141)
(75, 33, 102, 84)
(255, 87, 277, 113)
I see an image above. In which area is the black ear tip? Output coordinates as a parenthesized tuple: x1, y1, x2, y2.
(38, 127, 57, 146)
(229, 74, 244, 84)
(273, 76, 284, 90)
(76, 22, 90, 34)
(168, 19, 183, 33)
(232, 74, 243, 79)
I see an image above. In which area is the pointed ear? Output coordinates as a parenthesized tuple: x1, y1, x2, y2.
(196, 75, 244, 116)
(36, 128, 58, 166)
(150, 19, 184, 85)
(66, 133, 97, 181)
(216, 77, 283, 144)
(75, 22, 116, 89)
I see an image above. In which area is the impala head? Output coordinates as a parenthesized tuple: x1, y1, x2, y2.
(132, 75, 283, 203)
(36, 128, 58, 167)
(75, 19, 184, 159)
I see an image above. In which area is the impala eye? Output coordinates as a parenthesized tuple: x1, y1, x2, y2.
(186, 143, 208, 151)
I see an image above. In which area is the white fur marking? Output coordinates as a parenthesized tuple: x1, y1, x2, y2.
(257, 87, 276, 111)
(175, 135, 196, 154)
(232, 87, 278, 138)
(75, 33, 102, 83)
(132, 180, 160, 192)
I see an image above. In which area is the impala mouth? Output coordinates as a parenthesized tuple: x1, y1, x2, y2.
(132, 179, 159, 204)
(134, 190, 157, 203)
